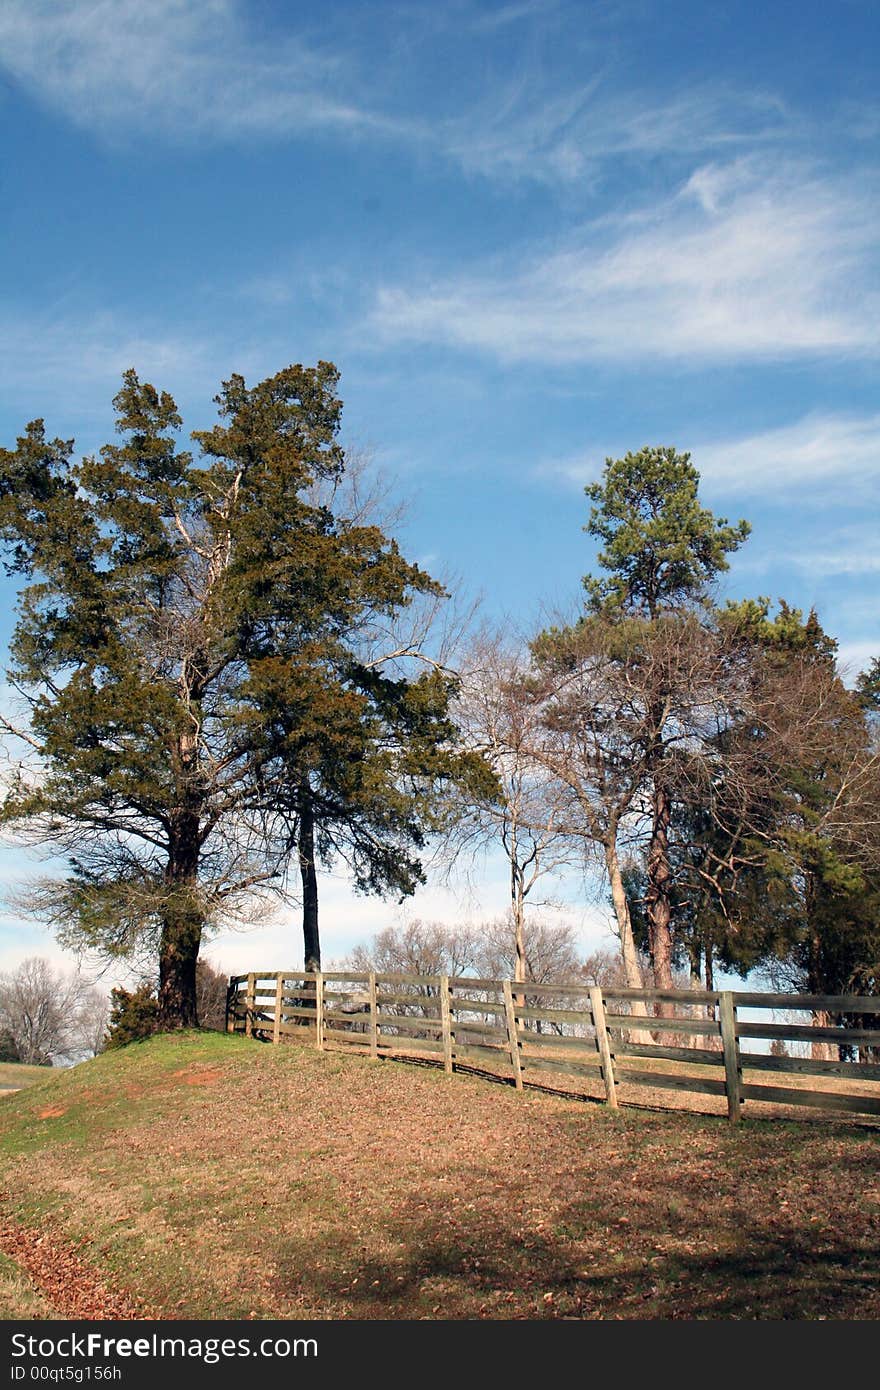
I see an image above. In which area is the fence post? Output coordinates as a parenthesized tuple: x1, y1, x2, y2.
(244, 972, 256, 1039)
(589, 986, 618, 1109)
(225, 981, 235, 1034)
(315, 972, 324, 1051)
(368, 971, 379, 1059)
(502, 979, 524, 1091)
(719, 991, 741, 1123)
(272, 973, 283, 1046)
(440, 975, 453, 1075)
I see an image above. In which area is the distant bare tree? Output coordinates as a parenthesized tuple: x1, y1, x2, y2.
(73, 988, 111, 1058)
(580, 946, 637, 990)
(346, 919, 481, 981)
(0, 956, 108, 1064)
(473, 914, 589, 1035)
(451, 632, 577, 986)
(346, 915, 594, 1035)
(474, 914, 581, 984)
(196, 959, 230, 1031)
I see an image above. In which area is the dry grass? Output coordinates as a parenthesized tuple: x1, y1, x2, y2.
(0, 1062, 55, 1093)
(0, 1031, 878, 1321)
(0, 1251, 53, 1319)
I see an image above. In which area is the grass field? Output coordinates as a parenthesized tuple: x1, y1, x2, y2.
(0, 1031, 878, 1320)
(0, 1062, 56, 1092)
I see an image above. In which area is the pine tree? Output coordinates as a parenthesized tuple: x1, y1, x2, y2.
(0, 364, 491, 1027)
(580, 446, 749, 990)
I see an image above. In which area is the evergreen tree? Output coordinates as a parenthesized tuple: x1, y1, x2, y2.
(583, 446, 750, 620)
(645, 600, 880, 1043)
(105, 985, 160, 1048)
(0, 364, 491, 1027)
(719, 601, 879, 1007)
(578, 446, 749, 989)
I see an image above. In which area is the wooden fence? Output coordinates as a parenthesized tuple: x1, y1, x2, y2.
(226, 970, 880, 1124)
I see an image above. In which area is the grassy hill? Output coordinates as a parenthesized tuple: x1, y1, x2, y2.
(0, 1031, 878, 1320)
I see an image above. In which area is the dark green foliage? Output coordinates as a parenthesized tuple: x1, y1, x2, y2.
(584, 446, 750, 619)
(569, 446, 750, 988)
(105, 985, 159, 1048)
(676, 601, 880, 997)
(857, 655, 880, 714)
(0, 1029, 22, 1063)
(0, 363, 492, 1026)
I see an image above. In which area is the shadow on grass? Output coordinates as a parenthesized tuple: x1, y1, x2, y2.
(271, 1186, 880, 1320)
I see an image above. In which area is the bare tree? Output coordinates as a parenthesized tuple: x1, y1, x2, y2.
(72, 988, 111, 1058)
(580, 945, 641, 991)
(0, 956, 108, 1064)
(473, 913, 581, 983)
(345, 919, 482, 981)
(450, 631, 577, 986)
(196, 959, 230, 1031)
(524, 612, 746, 1021)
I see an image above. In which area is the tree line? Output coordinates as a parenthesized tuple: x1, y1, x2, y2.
(0, 364, 876, 1031)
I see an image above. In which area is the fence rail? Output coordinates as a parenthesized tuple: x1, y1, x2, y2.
(225, 971, 880, 1124)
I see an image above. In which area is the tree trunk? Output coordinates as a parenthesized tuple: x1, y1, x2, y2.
(511, 850, 526, 987)
(806, 922, 835, 1061)
(645, 777, 675, 1012)
(810, 1008, 834, 1062)
(605, 840, 646, 996)
(702, 941, 721, 1047)
(158, 908, 201, 1029)
(157, 817, 202, 1030)
(298, 785, 321, 973)
(605, 839, 650, 1040)
(157, 724, 204, 1031)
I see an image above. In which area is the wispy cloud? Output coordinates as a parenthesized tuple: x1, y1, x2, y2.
(0, 299, 338, 431)
(756, 524, 880, 578)
(369, 158, 879, 362)
(546, 411, 880, 502)
(0, 2, 791, 184)
(837, 639, 878, 682)
(696, 413, 880, 495)
(0, 308, 219, 426)
(0, 0, 395, 144)
(440, 85, 788, 184)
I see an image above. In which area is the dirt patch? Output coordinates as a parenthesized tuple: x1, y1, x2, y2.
(174, 1068, 223, 1086)
(37, 1106, 66, 1120)
(0, 1215, 154, 1320)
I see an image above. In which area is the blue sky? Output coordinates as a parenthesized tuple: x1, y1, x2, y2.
(0, 0, 878, 982)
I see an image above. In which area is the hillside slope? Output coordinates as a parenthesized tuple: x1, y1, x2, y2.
(0, 1031, 878, 1320)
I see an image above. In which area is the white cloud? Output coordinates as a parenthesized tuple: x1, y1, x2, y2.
(0, 309, 216, 419)
(780, 534, 880, 577)
(0, 0, 393, 145)
(0, 1, 791, 185)
(441, 86, 787, 184)
(695, 413, 880, 495)
(369, 158, 879, 362)
(549, 411, 880, 500)
(837, 639, 878, 683)
(0, 306, 330, 437)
